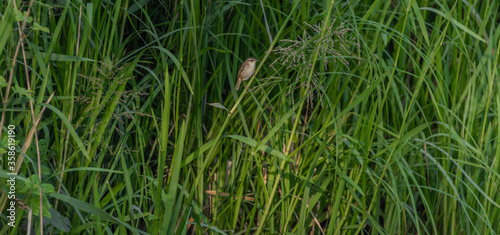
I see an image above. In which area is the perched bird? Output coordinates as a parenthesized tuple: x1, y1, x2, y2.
(235, 57, 258, 91)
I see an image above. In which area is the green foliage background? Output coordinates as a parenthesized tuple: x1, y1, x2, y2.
(0, 0, 499, 234)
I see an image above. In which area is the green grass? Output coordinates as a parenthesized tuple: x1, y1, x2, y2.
(0, 0, 499, 234)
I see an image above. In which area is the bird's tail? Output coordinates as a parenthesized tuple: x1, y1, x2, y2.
(235, 79, 241, 91)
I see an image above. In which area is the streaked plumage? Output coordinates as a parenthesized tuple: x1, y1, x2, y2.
(235, 57, 258, 91)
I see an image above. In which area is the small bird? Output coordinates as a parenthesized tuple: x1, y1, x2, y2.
(235, 57, 258, 91)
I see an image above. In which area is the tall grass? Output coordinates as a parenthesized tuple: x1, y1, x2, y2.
(0, 0, 499, 234)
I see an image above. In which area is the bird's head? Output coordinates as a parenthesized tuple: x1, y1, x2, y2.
(246, 57, 258, 64)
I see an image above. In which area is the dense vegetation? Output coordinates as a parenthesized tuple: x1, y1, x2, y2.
(1, 0, 499, 234)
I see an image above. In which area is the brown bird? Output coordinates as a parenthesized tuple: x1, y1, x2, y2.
(235, 57, 258, 91)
